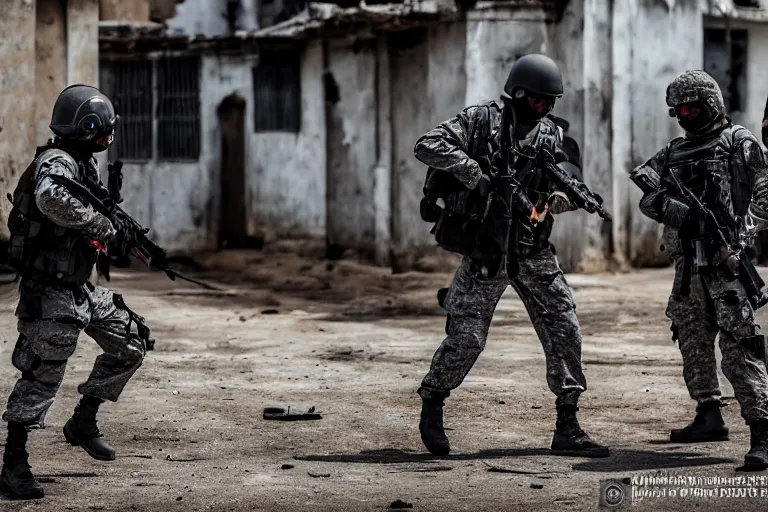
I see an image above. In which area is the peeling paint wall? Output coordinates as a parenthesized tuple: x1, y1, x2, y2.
(0, 0, 37, 240)
(325, 37, 378, 256)
(247, 42, 327, 237)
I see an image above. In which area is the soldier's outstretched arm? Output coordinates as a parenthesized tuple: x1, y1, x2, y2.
(34, 155, 115, 242)
(413, 106, 486, 190)
(629, 147, 668, 223)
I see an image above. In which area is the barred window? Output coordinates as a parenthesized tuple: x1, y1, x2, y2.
(253, 51, 301, 133)
(157, 56, 202, 161)
(104, 60, 154, 161)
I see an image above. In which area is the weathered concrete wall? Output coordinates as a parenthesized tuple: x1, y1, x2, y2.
(68, 0, 100, 85)
(626, 0, 702, 266)
(100, 0, 149, 21)
(389, 24, 467, 268)
(108, 54, 255, 253)
(166, 0, 258, 36)
(325, 38, 378, 256)
(247, 41, 327, 237)
(36, 0, 68, 146)
(0, 0, 37, 240)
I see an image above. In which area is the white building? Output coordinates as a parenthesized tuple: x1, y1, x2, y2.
(95, 0, 768, 272)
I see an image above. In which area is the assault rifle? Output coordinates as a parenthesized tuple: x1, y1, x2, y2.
(536, 150, 612, 221)
(47, 162, 217, 290)
(667, 171, 768, 310)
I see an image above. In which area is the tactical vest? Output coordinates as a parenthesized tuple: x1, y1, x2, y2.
(7, 146, 99, 286)
(663, 124, 752, 220)
(421, 104, 562, 257)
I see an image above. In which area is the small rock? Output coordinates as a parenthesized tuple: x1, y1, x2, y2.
(281, 464, 294, 470)
(531, 484, 544, 489)
(239, 316, 247, 322)
(498, 400, 506, 405)
(172, 390, 179, 395)
(176, 496, 183, 501)
(262, 309, 279, 315)
(308, 472, 331, 478)
(390, 499, 414, 509)
(531, 405, 542, 409)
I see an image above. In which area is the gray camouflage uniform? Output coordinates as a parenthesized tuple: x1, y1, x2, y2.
(3, 149, 146, 427)
(415, 102, 585, 406)
(630, 70, 768, 425)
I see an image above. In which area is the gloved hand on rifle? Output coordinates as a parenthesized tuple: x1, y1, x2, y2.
(475, 174, 495, 197)
(107, 215, 132, 268)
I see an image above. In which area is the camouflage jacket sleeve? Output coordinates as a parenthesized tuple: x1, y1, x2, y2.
(739, 136, 768, 234)
(413, 106, 486, 190)
(629, 147, 667, 223)
(35, 152, 115, 242)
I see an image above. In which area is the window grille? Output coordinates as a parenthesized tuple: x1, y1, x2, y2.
(105, 60, 153, 161)
(157, 56, 202, 160)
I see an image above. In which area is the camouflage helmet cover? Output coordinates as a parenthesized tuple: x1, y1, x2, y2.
(665, 70, 726, 119)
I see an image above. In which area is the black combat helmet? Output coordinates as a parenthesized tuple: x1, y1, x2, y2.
(502, 54, 563, 100)
(50, 84, 119, 152)
(502, 54, 563, 121)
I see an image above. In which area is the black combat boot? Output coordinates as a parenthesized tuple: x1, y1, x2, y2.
(63, 395, 116, 461)
(551, 404, 610, 457)
(0, 422, 45, 500)
(669, 401, 729, 443)
(742, 420, 768, 471)
(419, 396, 450, 456)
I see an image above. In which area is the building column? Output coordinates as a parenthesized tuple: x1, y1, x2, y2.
(68, 0, 99, 86)
(0, 0, 37, 240)
(580, 0, 613, 272)
(373, 34, 393, 266)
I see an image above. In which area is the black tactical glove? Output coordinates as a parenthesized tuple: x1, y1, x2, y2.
(475, 174, 494, 197)
(662, 196, 691, 229)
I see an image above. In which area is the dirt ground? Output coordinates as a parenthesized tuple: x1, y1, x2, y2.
(1, 242, 768, 511)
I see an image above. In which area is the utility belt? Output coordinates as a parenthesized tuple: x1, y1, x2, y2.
(674, 237, 768, 310)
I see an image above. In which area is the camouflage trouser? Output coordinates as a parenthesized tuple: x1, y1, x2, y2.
(666, 258, 768, 424)
(2, 279, 147, 426)
(419, 248, 586, 405)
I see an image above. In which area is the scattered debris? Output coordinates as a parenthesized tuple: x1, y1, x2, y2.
(262, 309, 280, 314)
(239, 316, 247, 322)
(389, 499, 414, 509)
(498, 400, 506, 405)
(281, 464, 295, 470)
(308, 472, 331, 478)
(263, 406, 322, 421)
(127, 454, 153, 459)
(165, 455, 199, 462)
(530, 483, 544, 489)
(531, 405, 542, 409)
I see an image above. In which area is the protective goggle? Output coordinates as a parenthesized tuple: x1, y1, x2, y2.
(668, 103, 701, 119)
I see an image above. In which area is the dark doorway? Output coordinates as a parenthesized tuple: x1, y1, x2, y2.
(217, 93, 248, 249)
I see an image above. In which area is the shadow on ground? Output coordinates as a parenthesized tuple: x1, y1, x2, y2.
(295, 448, 735, 472)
